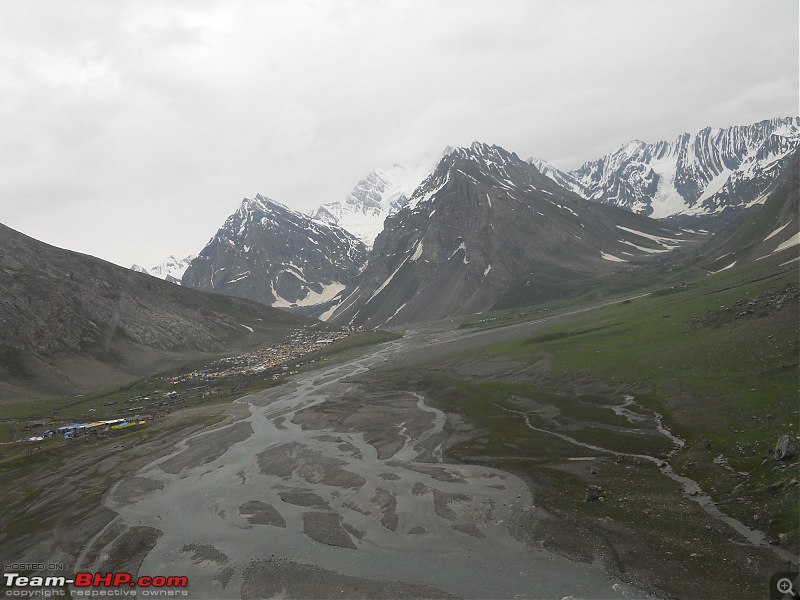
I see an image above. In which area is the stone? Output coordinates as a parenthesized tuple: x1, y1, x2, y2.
(774, 434, 797, 461)
(767, 481, 783, 494)
(585, 485, 604, 502)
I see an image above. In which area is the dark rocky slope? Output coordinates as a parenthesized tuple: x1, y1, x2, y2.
(0, 223, 307, 399)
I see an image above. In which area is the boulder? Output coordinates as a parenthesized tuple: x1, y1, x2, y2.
(774, 434, 797, 461)
(585, 485, 604, 502)
(767, 481, 783, 494)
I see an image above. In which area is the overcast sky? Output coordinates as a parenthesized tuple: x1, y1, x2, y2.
(1, 0, 797, 268)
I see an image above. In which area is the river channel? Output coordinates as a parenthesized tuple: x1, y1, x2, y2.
(86, 328, 645, 599)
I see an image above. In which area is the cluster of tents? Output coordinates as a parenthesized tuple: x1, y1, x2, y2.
(17, 418, 147, 442)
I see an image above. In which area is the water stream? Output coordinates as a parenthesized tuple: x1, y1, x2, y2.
(495, 396, 799, 564)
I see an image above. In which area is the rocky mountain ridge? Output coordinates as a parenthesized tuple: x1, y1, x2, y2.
(530, 116, 800, 219)
(173, 118, 795, 324)
(328, 142, 702, 326)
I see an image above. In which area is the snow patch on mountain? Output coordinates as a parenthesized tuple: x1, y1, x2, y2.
(617, 239, 670, 254)
(709, 261, 737, 274)
(272, 281, 346, 309)
(386, 301, 409, 324)
(648, 154, 685, 218)
(368, 257, 409, 304)
(410, 240, 424, 262)
(695, 167, 733, 205)
(771, 233, 800, 255)
(615, 225, 684, 249)
(763, 222, 791, 242)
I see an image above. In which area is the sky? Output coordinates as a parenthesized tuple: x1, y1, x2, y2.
(1, 0, 797, 268)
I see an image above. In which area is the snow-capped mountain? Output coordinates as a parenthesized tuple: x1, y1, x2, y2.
(181, 195, 367, 317)
(131, 255, 196, 284)
(329, 142, 701, 327)
(530, 117, 800, 219)
(311, 166, 412, 248)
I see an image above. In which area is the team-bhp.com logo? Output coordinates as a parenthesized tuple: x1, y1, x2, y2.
(4, 572, 188, 597)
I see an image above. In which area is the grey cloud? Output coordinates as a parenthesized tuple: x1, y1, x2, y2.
(0, 0, 796, 268)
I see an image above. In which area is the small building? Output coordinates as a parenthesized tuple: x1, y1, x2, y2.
(57, 423, 89, 438)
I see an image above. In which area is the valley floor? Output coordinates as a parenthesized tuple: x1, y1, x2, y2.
(1, 281, 797, 599)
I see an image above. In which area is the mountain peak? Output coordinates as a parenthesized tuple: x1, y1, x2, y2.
(622, 139, 647, 151)
(183, 193, 367, 315)
(469, 140, 490, 153)
(246, 194, 288, 213)
(130, 254, 197, 284)
(455, 141, 518, 164)
(402, 141, 553, 215)
(532, 117, 800, 218)
(311, 165, 422, 248)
